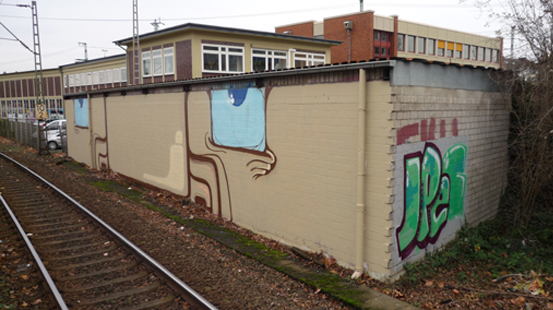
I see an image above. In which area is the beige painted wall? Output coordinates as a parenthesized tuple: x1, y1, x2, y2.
(65, 69, 509, 281)
(66, 98, 93, 167)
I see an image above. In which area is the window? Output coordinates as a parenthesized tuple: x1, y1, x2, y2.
(428, 39, 435, 55)
(418, 37, 426, 53)
(93, 71, 99, 84)
(75, 74, 81, 86)
(485, 48, 492, 62)
(164, 47, 174, 74)
(81, 73, 86, 86)
(64, 75, 68, 88)
(455, 43, 462, 58)
(106, 69, 113, 84)
(463, 44, 470, 59)
(446, 42, 454, 57)
(492, 49, 499, 63)
(294, 52, 325, 67)
(407, 35, 415, 53)
(87, 72, 92, 85)
(120, 67, 127, 82)
(142, 51, 151, 76)
(153, 49, 162, 76)
(99, 71, 105, 84)
(69, 75, 75, 87)
(397, 34, 405, 51)
(437, 40, 445, 56)
(478, 47, 484, 61)
(375, 32, 380, 41)
(113, 68, 121, 83)
(471, 46, 477, 60)
(252, 49, 287, 72)
(202, 44, 244, 73)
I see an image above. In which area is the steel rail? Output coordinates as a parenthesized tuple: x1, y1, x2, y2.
(0, 152, 219, 310)
(0, 194, 69, 310)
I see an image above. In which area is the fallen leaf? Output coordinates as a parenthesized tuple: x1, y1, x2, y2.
(425, 280, 434, 286)
(437, 282, 445, 289)
(453, 289, 460, 295)
(546, 303, 553, 309)
(511, 297, 526, 305)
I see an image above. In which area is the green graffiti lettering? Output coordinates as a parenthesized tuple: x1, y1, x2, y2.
(396, 142, 467, 260)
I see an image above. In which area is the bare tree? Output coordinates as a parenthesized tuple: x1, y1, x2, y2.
(464, 0, 553, 226)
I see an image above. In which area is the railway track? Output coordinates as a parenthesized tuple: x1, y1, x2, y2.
(0, 152, 218, 310)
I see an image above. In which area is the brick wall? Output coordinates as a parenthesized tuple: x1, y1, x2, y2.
(324, 11, 374, 63)
(176, 40, 192, 81)
(275, 22, 315, 37)
(390, 85, 509, 275)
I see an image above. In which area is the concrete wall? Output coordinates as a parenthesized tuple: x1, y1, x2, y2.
(65, 61, 509, 281)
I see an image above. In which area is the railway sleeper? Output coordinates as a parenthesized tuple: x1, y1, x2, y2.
(37, 240, 110, 254)
(29, 223, 87, 234)
(46, 244, 118, 261)
(31, 228, 95, 240)
(55, 262, 138, 281)
(48, 254, 128, 270)
(34, 234, 101, 246)
(21, 213, 80, 224)
(26, 218, 84, 229)
(68, 282, 161, 307)
(58, 272, 148, 293)
(17, 210, 72, 220)
(11, 200, 64, 210)
(15, 206, 67, 217)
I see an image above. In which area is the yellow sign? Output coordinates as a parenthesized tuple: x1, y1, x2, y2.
(36, 104, 48, 120)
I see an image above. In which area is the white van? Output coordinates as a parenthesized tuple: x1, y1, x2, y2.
(45, 119, 66, 150)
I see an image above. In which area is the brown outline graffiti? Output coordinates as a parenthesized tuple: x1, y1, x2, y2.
(93, 97, 110, 169)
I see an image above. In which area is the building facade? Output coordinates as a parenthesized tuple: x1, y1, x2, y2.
(276, 10, 503, 69)
(113, 23, 340, 84)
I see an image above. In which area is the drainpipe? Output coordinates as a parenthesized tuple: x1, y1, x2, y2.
(353, 68, 367, 278)
(88, 93, 95, 169)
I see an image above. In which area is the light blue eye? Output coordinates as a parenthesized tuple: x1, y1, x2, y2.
(211, 88, 266, 151)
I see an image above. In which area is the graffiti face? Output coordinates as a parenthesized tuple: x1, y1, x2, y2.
(396, 142, 467, 261)
(74, 98, 88, 128)
(211, 88, 266, 152)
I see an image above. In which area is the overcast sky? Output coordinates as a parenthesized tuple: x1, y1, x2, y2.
(0, 0, 506, 74)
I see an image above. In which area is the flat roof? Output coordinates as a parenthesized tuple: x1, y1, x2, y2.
(59, 53, 126, 69)
(113, 23, 341, 46)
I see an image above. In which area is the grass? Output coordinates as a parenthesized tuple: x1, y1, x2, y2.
(399, 192, 553, 286)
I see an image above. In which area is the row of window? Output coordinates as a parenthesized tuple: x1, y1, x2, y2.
(1, 99, 63, 117)
(65, 67, 128, 88)
(201, 44, 326, 74)
(142, 47, 174, 77)
(397, 34, 500, 63)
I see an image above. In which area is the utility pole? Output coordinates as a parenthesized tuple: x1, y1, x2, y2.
(132, 0, 140, 85)
(30, 1, 48, 155)
(360, 0, 364, 12)
(78, 42, 88, 61)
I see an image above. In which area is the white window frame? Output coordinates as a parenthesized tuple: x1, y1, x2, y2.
(106, 69, 113, 84)
(99, 70, 105, 84)
(80, 73, 86, 86)
(294, 51, 325, 67)
(120, 67, 128, 82)
(153, 49, 163, 76)
(164, 47, 174, 75)
(63, 75, 68, 88)
(113, 68, 121, 83)
(87, 72, 92, 86)
(142, 50, 152, 77)
(251, 48, 288, 72)
(74, 73, 81, 86)
(69, 75, 74, 87)
(93, 71, 99, 85)
(202, 44, 245, 74)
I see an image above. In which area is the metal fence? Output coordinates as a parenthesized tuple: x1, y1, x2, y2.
(0, 117, 67, 153)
